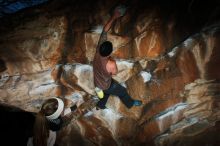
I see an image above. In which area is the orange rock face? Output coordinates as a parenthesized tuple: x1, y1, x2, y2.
(0, 0, 220, 146)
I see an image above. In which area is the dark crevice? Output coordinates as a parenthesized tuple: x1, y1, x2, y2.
(0, 59, 6, 72)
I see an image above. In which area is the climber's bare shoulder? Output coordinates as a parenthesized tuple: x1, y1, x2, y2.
(106, 58, 118, 75)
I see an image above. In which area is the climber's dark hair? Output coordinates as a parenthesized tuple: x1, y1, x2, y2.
(99, 41, 113, 57)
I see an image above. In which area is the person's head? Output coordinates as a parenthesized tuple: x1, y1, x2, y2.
(99, 41, 113, 57)
(42, 97, 64, 120)
(33, 97, 64, 146)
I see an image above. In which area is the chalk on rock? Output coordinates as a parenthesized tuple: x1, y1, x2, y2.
(140, 71, 152, 83)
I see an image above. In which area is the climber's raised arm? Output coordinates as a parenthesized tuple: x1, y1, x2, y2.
(96, 7, 122, 50)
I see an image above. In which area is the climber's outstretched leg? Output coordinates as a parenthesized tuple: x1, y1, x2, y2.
(103, 80, 142, 109)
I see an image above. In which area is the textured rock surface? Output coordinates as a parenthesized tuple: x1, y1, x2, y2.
(154, 80, 220, 146)
(0, 0, 220, 146)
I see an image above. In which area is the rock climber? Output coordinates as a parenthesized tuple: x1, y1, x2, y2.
(93, 5, 142, 109)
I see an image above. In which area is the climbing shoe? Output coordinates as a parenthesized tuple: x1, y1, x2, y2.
(133, 100, 142, 106)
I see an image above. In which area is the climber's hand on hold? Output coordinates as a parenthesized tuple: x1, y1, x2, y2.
(113, 5, 127, 19)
